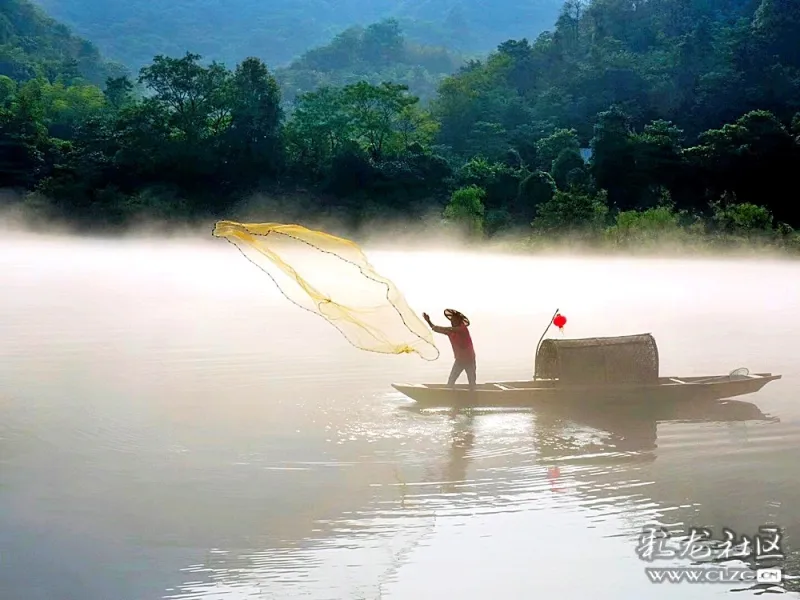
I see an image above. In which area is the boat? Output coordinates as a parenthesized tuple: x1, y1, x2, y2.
(391, 333, 782, 408)
(391, 373, 782, 408)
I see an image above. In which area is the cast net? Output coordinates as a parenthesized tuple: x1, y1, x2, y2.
(212, 220, 439, 360)
(535, 333, 660, 384)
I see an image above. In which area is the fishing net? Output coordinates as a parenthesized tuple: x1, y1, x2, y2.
(212, 220, 439, 360)
(535, 333, 659, 384)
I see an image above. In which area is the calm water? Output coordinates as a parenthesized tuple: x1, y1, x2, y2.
(2, 231, 800, 600)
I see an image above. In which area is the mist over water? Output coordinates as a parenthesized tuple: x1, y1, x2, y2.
(3, 226, 800, 600)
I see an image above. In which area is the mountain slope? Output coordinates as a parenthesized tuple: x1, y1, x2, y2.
(0, 0, 125, 84)
(29, 0, 563, 70)
(276, 20, 464, 103)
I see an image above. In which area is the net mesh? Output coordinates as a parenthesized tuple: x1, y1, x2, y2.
(212, 220, 439, 360)
(535, 333, 659, 384)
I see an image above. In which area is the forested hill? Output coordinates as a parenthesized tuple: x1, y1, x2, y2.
(434, 0, 800, 148)
(29, 0, 563, 70)
(4, 0, 800, 252)
(276, 20, 464, 103)
(0, 0, 124, 85)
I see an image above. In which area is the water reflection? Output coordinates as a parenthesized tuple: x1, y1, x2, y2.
(533, 398, 776, 461)
(441, 409, 475, 494)
(168, 397, 799, 598)
(421, 399, 798, 596)
(524, 399, 797, 595)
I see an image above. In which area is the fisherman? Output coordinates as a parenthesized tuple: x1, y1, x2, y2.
(422, 309, 476, 390)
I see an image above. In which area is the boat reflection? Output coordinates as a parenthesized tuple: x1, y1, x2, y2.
(429, 398, 799, 593)
(532, 398, 778, 462)
(408, 398, 781, 505)
(424, 398, 778, 475)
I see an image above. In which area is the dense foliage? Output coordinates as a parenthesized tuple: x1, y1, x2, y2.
(433, 0, 800, 147)
(31, 0, 562, 69)
(276, 20, 463, 104)
(4, 0, 800, 253)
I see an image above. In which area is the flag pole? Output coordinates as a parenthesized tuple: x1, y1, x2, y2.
(533, 308, 559, 381)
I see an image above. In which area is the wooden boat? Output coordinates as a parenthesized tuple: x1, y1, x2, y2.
(391, 373, 782, 408)
(391, 333, 782, 408)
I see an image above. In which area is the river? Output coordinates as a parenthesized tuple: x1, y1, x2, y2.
(2, 230, 800, 599)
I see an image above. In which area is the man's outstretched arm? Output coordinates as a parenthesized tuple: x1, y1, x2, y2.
(430, 323, 457, 334)
(422, 312, 456, 334)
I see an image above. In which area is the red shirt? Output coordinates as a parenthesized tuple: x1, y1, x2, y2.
(435, 323, 475, 362)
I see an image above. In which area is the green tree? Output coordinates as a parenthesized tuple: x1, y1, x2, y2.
(0, 76, 17, 106)
(711, 201, 774, 233)
(590, 106, 638, 209)
(630, 120, 685, 204)
(37, 79, 107, 139)
(395, 103, 439, 148)
(104, 76, 135, 110)
(225, 57, 283, 179)
(604, 204, 698, 247)
(361, 20, 405, 66)
(457, 157, 522, 211)
(284, 86, 352, 178)
(432, 52, 516, 157)
(536, 128, 581, 171)
(551, 147, 586, 189)
(341, 81, 419, 160)
(532, 188, 609, 234)
(443, 184, 486, 236)
(0, 78, 50, 188)
(516, 170, 556, 222)
(687, 110, 797, 224)
(138, 53, 232, 142)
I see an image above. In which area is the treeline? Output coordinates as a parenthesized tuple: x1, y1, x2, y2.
(2, 0, 800, 252)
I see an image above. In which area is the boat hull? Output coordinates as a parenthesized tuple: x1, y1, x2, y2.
(391, 373, 782, 408)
